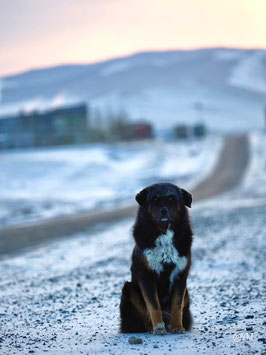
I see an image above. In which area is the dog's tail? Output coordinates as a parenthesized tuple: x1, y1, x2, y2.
(183, 288, 193, 331)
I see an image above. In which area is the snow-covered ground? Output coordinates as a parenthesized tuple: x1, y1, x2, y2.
(0, 131, 265, 354)
(0, 135, 221, 227)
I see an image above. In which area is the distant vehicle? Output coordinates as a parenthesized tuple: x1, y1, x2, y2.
(0, 104, 89, 149)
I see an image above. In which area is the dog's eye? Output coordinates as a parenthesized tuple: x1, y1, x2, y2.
(152, 196, 159, 202)
(168, 195, 175, 201)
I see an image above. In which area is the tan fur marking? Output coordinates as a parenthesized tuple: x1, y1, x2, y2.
(139, 283, 164, 330)
(183, 288, 189, 308)
(142, 255, 153, 272)
(170, 287, 186, 332)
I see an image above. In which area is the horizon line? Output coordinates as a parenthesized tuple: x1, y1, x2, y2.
(2, 44, 266, 79)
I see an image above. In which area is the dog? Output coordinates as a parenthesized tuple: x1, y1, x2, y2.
(120, 182, 193, 335)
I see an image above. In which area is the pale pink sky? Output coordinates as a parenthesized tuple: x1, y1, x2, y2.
(0, 0, 266, 76)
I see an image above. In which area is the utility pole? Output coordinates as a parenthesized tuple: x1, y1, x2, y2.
(194, 101, 204, 123)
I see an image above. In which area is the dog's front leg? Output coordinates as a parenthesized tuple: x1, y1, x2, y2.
(139, 282, 167, 335)
(170, 282, 186, 334)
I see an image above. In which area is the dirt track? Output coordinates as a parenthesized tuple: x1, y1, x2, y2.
(192, 134, 249, 200)
(0, 135, 248, 258)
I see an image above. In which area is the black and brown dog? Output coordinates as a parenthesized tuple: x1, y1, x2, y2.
(120, 182, 193, 335)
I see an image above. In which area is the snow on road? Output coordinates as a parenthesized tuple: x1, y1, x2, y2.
(0, 135, 221, 227)
(0, 131, 265, 354)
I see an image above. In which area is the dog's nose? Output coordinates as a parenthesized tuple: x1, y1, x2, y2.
(160, 207, 168, 215)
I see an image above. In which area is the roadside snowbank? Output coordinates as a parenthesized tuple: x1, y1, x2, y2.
(0, 135, 221, 227)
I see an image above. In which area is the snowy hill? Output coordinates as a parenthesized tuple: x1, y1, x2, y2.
(1, 48, 266, 131)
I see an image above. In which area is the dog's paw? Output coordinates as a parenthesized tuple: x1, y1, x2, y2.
(171, 326, 185, 334)
(152, 323, 167, 335)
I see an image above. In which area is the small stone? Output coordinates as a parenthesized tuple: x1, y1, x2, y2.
(128, 336, 143, 344)
(245, 315, 254, 319)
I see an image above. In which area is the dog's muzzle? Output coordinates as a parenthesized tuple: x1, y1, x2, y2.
(159, 207, 170, 222)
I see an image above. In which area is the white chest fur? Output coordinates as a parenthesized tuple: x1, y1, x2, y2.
(143, 229, 187, 287)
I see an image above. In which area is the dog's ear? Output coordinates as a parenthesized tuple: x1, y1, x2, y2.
(181, 189, 192, 208)
(135, 188, 148, 207)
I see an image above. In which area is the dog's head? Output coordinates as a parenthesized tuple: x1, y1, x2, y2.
(135, 183, 192, 228)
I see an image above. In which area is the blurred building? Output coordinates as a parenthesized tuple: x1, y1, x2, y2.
(174, 122, 207, 139)
(0, 104, 89, 149)
(193, 122, 207, 137)
(174, 124, 189, 139)
(120, 122, 153, 140)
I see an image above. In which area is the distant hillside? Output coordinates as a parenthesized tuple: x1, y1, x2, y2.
(1, 48, 266, 131)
